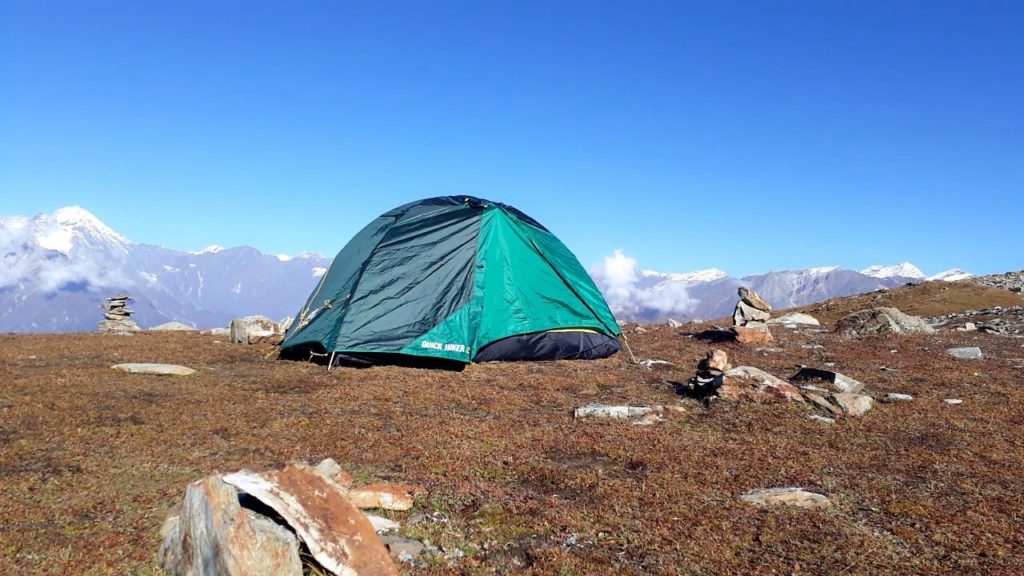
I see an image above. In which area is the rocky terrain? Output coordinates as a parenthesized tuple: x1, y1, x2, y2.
(1, 279, 1023, 574)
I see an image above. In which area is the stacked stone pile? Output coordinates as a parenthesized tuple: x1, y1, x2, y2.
(97, 294, 139, 334)
(731, 286, 773, 344)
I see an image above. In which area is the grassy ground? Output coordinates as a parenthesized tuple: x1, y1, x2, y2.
(2, 284, 1023, 575)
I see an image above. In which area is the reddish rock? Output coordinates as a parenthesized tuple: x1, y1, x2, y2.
(719, 366, 805, 403)
(348, 483, 426, 511)
(706, 349, 730, 372)
(738, 286, 772, 312)
(730, 325, 774, 345)
(159, 475, 302, 576)
(313, 458, 354, 489)
(223, 464, 398, 576)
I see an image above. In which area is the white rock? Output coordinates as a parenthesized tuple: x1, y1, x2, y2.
(111, 363, 197, 376)
(365, 514, 400, 534)
(768, 312, 821, 327)
(149, 321, 196, 332)
(830, 392, 874, 416)
(574, 404, 656, 419)
(808, 414, 836, 424)
(882, 393, 914, 402)
(947, 347, 983, 360)
(943, 398, 964, 405)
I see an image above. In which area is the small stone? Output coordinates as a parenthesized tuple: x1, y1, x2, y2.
(738, 286, 772, 312)
(805, 393, 842, 416)
(638, 359, 673, 369)
(882, 393, 914, 402)
(706, 349, 729, 372)
(632, 412, 665, 426)
(313, 458, 353, 489)
(365, 514, 400, 534)
(801, 344, 825, 350)
(111, 363, 197, 376)
(947, 347, 983, 360)
(943, 398, 964, 405)
(380, 536, 426, 563)
(739, 487, 831, 509)
(830, 392, 874, 416)
(808, 414, 836, 424)
(666, 318, 683, 328)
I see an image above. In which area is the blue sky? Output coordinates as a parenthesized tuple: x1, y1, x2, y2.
(2, 1, 1021, 277)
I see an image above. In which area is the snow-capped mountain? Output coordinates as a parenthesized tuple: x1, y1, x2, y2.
(927, 268, 974, 282)
(859, 262, 926, 280)
(1, 207, 331, 332)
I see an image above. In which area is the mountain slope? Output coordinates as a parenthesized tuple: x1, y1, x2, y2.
(1, 207, 331, 332)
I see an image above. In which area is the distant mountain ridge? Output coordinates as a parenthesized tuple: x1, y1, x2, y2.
(0, 207, 331, 332)
(590, 252, 974, 323)
(1, 207, 975, 331)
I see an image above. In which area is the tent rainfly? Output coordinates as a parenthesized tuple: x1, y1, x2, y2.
(280, 196, 622, 367)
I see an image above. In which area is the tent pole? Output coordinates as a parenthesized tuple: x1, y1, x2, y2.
(328, 351, 336, 372)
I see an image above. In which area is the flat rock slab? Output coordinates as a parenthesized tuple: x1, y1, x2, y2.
(720, 366, 804, 403)
(768, 312, 821, 326)
(740, 487, 832, 509)
(947, 347, 983, 360)
(574, 404, 657, 419)
(791, 368, 865, 394)
(223, 464, 398, 576)
(111, 363, 196, 376)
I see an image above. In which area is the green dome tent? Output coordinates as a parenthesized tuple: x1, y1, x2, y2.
(280, 196, 621, 367)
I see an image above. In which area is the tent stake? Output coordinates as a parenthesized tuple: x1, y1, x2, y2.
(327, 351, 336, 372)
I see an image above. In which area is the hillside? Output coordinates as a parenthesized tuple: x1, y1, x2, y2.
(2, 287, 1023, 574)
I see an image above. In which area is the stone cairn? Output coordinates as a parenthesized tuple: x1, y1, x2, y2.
(733, 286, 772, 328)
(731, 286, 773, 344)
(98, 294, 140, 334)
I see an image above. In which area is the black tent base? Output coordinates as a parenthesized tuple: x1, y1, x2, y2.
(279, 331, 621, 369)
(473, 331, 621, 363)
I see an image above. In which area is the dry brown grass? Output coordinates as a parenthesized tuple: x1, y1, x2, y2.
(2, 288, 1024, 575)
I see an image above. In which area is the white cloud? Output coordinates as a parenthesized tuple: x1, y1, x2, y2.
(590, 250, 697, 320)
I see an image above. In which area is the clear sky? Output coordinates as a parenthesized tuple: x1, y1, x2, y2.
(2, 1, 1021, 277)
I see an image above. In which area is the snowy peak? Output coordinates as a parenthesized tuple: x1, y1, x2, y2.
(927, 268, 974, 282)
(640, 268, 728, 284)
(28, 206, 129, 255)
(860, 262, 925, 279)
(189, 244, 225, 255)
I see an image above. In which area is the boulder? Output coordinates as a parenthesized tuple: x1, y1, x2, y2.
(739, 487, 831, 509)
(830, 392, 874, 416)
(159, 475, 302, 576)
(223, 464, 398, 576)
(791, 368, 865, 394)
(347, 483, 425, 512)
(730, 325, 774, 345)
(836, 307, 935, 337)
(733, 301, 771, 326)
(719, 366, 805, 403)
(947, 347, 983, 360)
(150, 322, 197, 332)
(738, 287, 772, 312)
(229, 318, 248, 344)
(112, 363, 197, 376)
(276, 316, 295, 334)
(767, 312, 821, 327)
(666, 318, 683, 328)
